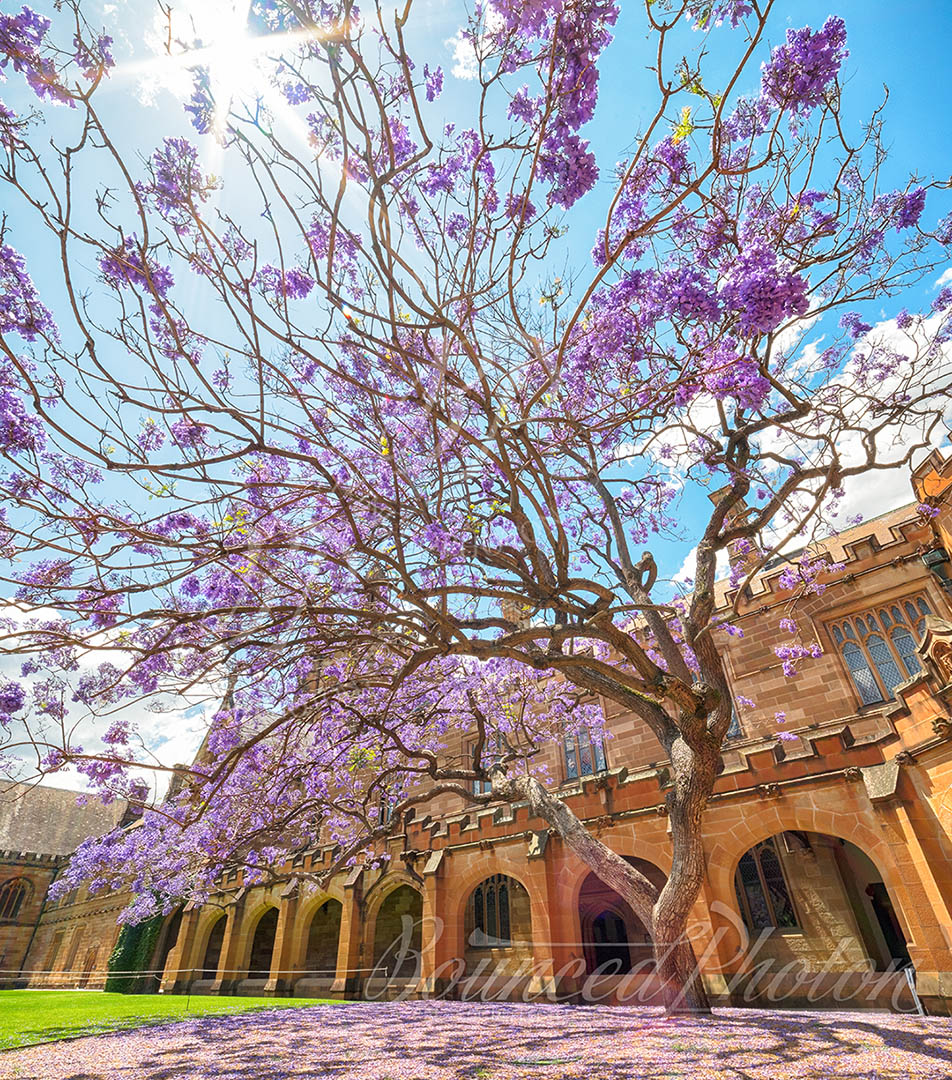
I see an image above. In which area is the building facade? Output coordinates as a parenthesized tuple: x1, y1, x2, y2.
(8, 452, 952, 1012)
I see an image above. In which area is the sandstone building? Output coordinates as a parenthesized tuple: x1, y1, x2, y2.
(6, 452, 952, 1012)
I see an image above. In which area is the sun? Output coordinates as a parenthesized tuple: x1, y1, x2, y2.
(117, 0, 324, 139)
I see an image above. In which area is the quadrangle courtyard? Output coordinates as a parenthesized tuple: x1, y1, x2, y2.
(1, 999, 951, 1080)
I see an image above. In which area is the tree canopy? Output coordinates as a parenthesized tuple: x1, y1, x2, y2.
(0, 0, 949, 1011)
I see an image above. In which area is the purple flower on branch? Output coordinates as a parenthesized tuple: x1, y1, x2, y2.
(760, 16, 848, 120)
(99, 238, 174, 298)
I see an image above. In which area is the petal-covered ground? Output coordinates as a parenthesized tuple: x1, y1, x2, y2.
(1, 1001, 950, 1079)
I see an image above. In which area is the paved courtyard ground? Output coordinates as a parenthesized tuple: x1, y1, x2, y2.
(1, 1000, 950, 1079)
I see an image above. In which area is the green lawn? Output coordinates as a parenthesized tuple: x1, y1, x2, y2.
(0, 989, 344, 1050)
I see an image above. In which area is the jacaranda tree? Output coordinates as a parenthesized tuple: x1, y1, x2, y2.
(0, 0, 949, 1012)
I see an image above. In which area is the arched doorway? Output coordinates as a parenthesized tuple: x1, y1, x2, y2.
(578, 857, 665, 975)
(463, 873, 533, 975)
(371, 885, 422, 979)
(79, 946, 99, 988)
(589, 910, 631, 974)
(730, 831, 913, 1008)
(202, 915, 226, 979)
(151, 909, 183, 988)
(247, 908, 279, 978)
(305, 899, 342, 976)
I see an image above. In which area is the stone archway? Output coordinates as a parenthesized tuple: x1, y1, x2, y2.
(727, 830, 914, 1009)
(247, 907, 279, 979)
(577, 856, 665, 976)
(151, 909, 183, 988)
(370, 884, 422, 980)
(305, 899, 343, 977)
(201, 915, 226, 979)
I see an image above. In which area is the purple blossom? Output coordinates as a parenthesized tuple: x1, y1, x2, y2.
(0, 386, 44, 454)
(0, 680, 25, 714)
(99, 238, 174, 298)
(0, 243, 58, 340)
(423, 64, 443, 102)
(774, 640, 823, 678)
(0, 5, 72, 105)
(253, 265, 315, 300)
(895, 186, 927, 231)
(689, 0, 752, 28)
(761, 17, 848, 120)
(139, 138, 217, 235)
(932, 287, 952, 314)
(507, 86, 541, 124)
(170, 419, 207, 447)
(704, 351, 770, 410)
(137, 421, 165, 453)
(184, 66, 215, 134)
(73, 32, 114, 79)
(504, 191, 536, 224)
(839, 310, 871, 339)
(723, 248, 809, 336)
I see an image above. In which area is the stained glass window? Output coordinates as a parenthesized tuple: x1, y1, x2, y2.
(564, 729, 608, 780)
(832, 596, 933, 707)
(734, 840, 799, 931)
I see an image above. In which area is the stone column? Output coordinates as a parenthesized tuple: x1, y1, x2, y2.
(526, 830, 559, 1000)
(160, 907, 201, 993)
(209, 893, 246, 995)
(859, 760, 952, 1012)
(266, 889, 300, 996)
(418, 850, 449, 998)
(332, 867, 364, 997)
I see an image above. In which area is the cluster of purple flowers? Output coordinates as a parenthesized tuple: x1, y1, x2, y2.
(0, 679, 25, 720)
(760, 16, 848, 119)
(72, 31, 114, 80)
(170, 418, 208, 447)
(423, 63, 443, 102)
(99, 237, 175, 299)
(0, 5, 71, 105)
(722, 247, 810, 336)
(774, 640, 823, 678)
(138, 138, 217, 235)
(253, 264, 316, 301)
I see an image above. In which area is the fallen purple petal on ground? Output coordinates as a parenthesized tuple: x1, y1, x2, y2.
(1, 1001, 950, 1079)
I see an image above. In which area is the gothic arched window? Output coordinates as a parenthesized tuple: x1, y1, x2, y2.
(563, 728, 607, 781)
(734, 840, 798, 931)
(0, 878, 29, 920)
(469, 874, 522, 946)
(831, 596, 932, 707)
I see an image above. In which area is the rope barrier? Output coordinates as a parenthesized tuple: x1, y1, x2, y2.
(2, 972, 367, 980)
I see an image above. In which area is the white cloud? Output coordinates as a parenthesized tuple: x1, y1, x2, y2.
(0, 605, 219, 799)
(673, 546, 698, 584)
(936, 267, 952, 289)
(671, 544, 727, 586)
(761, 311, 952, 543)
(445, 28, 479, 79)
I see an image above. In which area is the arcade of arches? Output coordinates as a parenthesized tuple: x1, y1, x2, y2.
(11, 462, 952, 1012)
(98, 818, 925, 1011)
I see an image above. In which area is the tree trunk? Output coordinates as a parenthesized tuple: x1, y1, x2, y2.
(493, 761, 716, 1015)
(652, 931, 711, 1014)
(649, 735, 721, 1014)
